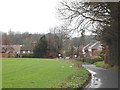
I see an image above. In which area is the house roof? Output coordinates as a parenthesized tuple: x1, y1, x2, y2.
(88, 41, 101, 50)
(1, 45, 35, 53)
(1, 45, 22, 53)
(83, 42, 95, 51)
(21, 45, 34, 51)
(82, 41, 102, 52)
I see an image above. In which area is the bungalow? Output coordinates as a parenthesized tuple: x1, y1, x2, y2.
(82, 41, 102, 57)
(1, 45, 22, 54)
(1, 45, 22, 58)
(1, 44, 35, 58)
(82, 42, 94, 57)
(20, 45, 34, 54)
(88, 41, 102, 57)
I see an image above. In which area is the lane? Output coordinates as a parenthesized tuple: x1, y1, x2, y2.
(82, 64, 119, 89)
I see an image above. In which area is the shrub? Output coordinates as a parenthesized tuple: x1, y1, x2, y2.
(75, 56, 103, 64)
(21, 54, 34, 58)
(94, 61, 104, 67)
(102, 63, 111, 69)
(94, 61, 120, 71)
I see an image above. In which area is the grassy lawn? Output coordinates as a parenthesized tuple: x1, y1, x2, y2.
(2, 58, 89, 88)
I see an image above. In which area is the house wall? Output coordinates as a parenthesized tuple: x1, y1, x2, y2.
(0, 53, 16, 58)
(84, 50, 91, 57)
(92, 49, 101, 56)
(20, 50, 33, 54)
(84, 49, 101, 58)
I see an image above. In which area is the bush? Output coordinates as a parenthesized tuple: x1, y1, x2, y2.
(94, 61, 120, 71)
(91, 56, 103, 63)
(75, 56, 103, 64)
(80, 57, 93, 63)
(94, 61, 104, 67)
(21, 54, 34, 58)
(102, 63, 111, 69)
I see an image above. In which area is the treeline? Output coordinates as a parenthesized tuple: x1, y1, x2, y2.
(34, 34, 96, 58)
(1, 30, 41, 45)
(1, 29, 96, 58)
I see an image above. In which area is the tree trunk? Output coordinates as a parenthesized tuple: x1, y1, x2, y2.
(108, 41, 118, 66)
(104, 45, 110, 65)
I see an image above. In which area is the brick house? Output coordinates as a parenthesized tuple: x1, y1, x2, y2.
(1, 45, 22, 58)
(1, 44, 35, 58)
(20, 45, 34, 54)
(82, 41, 102, 57)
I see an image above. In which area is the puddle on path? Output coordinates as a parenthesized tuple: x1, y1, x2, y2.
(85, 69, 102, 88)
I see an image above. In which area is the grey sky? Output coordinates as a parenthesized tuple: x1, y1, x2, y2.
(0, 0, 119, 34)
(0, 0, 61, 34)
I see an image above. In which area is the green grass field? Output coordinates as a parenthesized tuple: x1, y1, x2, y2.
(2, 58, 89, 88)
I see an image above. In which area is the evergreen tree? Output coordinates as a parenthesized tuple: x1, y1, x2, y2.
(33, 35, 48, 58)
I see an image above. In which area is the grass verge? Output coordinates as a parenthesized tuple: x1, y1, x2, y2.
(2, 58, 90, 88)
(53, 59, 90, 88)
(55, 67, 90, 88)
(94, 61, 120, 71)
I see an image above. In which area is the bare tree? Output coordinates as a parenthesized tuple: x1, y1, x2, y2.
(48, 26, 69, 53)
(57, 1, 111, 54)
(57, 1, 119, 66)
(57, 1, 111, 34)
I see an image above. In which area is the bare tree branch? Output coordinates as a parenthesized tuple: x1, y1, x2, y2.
(57, 0, 111, 36)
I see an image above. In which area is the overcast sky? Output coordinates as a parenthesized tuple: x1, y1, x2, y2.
(0, 0, 61, 34)
(0, 0, 118, 34)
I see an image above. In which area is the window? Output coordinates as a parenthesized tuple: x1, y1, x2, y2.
(28, 51, 30, 53)
(23, 51, 25, 54)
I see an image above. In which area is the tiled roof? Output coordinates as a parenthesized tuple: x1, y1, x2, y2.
(82, 41, 101, 51)
(83, 41, 95, 50)
(1, 45, 21, 53)
(88, 41, 101, 49)
(21, 45, 34, 51)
